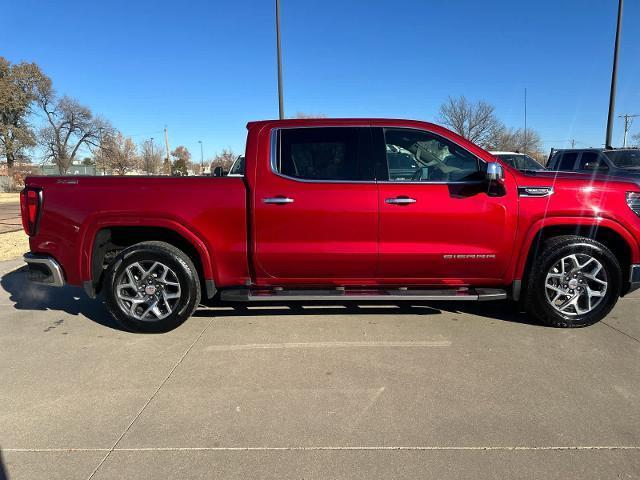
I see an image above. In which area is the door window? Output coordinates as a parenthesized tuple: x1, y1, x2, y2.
(578, 152, 608, 172)
(275, 127, 371, 181)
(383, 128, 482, 182)
(557, 152, 578, 170)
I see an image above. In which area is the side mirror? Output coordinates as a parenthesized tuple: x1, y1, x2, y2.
(486, 162, 504, 182)
(212, 166, 224, 177)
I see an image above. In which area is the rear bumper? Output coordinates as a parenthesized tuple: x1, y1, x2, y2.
(23, 253, 65, 287)
(628, 264, 640, 294)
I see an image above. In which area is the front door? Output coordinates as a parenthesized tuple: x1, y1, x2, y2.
(253, 126, 379, 282)
(376, 127, 518, 282)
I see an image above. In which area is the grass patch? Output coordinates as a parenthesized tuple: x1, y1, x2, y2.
(0, 230, 28, 261)
(0, 192, 20, 204)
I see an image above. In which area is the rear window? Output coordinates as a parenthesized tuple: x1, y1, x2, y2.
(275, 127, 370, 181)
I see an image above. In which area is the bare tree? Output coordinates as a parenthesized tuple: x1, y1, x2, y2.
(95, 131, 140, 175)
(489, 127, 543, 155)
(38, 94, 111, 174)
(439, 96, 503, 148)
(0, 57, 51, 189)
(140, 138, 163, 175)
(632, 132, 640, 147)
(209, 148, 237, 173)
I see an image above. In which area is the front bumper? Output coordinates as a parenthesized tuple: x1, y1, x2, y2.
(628, 264, 640, 294)
(23, 253, 65, 287)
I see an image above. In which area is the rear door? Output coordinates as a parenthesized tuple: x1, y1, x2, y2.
(375, 127, 518, 281)
(253, 126, 379, 282)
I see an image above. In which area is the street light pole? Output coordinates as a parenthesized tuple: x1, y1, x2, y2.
(275, 0, 285, 119)
(605, 0, 623, 149)
(198, 140, 204, 175)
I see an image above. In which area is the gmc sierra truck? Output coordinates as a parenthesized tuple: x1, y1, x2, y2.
(21, 118, 640, 332)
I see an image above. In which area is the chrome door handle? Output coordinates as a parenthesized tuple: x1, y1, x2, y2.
(263, 197, 295, 204)
(385, 197, 417, 205)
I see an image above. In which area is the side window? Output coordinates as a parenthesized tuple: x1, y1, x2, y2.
(229, 156, 245, 175)
(276, 127, 368, 181)
(579, 152, 608, 171)
(557, 152, 578, 170)
(383, 128, 481, 182)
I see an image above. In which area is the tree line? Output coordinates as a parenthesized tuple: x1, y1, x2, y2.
(0, 57, 237, 187)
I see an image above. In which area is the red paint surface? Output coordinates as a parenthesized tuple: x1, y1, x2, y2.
(23, 118, 640, 290)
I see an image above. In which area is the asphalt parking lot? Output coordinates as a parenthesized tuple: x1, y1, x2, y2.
(0, 258, 638, 479)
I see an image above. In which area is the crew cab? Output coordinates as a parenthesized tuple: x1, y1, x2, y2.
(21, 118, 640, 332)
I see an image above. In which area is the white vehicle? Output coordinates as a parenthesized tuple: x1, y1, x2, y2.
(490, 151, 546, 171)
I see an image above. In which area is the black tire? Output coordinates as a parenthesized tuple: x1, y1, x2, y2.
(104, 241, 201, 333)
(524, 236, 621, 328)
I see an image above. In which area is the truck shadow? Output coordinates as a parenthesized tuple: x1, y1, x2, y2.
(1, 267, 541, 330)
(195, 300, 542, 326)
(0, 267, 120, 330)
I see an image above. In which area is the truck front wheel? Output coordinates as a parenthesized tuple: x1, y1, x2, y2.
(525, 236, 621, 328)
(104, 241, 201, 333)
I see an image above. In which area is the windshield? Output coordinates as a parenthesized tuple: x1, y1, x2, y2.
(494, 154, 545, 171)
(604, 150, 640, 169)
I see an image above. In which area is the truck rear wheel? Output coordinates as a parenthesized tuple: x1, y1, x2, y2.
(104, 241, 201, 333)
(524, 236, 621, 328)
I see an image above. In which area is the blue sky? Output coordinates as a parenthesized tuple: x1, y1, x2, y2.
(2, 0, 639, 158)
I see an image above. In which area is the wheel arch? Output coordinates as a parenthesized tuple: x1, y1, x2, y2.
(81, 222, 217, 299)
(513, 218, 638, 299)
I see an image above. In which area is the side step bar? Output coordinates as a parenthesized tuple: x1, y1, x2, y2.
(220, 287, 507, 303)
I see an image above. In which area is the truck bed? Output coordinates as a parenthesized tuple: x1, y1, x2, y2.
(24, 175, 249, 287)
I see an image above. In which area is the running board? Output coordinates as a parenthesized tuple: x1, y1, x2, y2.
(220, 287, 507, 302)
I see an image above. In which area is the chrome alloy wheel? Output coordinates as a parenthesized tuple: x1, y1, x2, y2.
(545, 253, 608, 316)
(115, 261, 182, 321)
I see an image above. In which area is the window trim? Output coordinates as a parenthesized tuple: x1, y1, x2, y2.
(376, 127, 488, 185)
(269, 127, 376, 184)
(268, 125, 488, 185)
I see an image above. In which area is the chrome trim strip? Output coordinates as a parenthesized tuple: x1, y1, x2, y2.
(518, 186, 555, 197)
(385, 197, 417, 204)
(263, 197, 294, 204)
(23, 253, 65, 287)
(269, 128, 375, 184)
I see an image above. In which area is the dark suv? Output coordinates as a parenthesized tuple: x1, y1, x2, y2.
(548, 148, 640, 178)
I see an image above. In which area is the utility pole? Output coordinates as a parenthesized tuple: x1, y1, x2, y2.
(571, 139, 576, 148)
(198, 140, 204, 175)
(164, 126, 171, 170)
(619, 114, 639, 147)
(605, 0, 624, 149)
(523, 88, 528, 154)
(275, 0, 285, 119)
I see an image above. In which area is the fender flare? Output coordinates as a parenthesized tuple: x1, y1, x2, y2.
(77, 213, 217, 290)
(512, 216, 639, 282)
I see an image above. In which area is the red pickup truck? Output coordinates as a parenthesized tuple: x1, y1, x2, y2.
(21, 118, 640, 332)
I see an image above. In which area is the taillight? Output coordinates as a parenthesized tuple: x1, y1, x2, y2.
(20, 188, 42, 236)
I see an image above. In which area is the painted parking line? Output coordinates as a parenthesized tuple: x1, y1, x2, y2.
(5, 445, 640, 452)
(204, 340, 451, 352)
